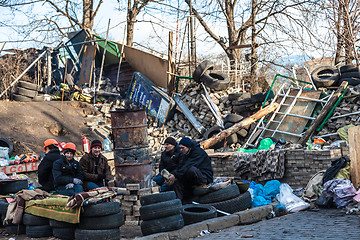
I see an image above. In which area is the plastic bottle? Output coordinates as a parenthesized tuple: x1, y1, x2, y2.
(103, 137, 112, 152)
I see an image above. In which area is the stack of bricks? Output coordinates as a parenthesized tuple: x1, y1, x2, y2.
(114, 184, 160, 226)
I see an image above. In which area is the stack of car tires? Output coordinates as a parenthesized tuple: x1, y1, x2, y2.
(50, 219, 77, 240)
(193, 60, 230, 91)
(23, 213, 52, 238)
(14, 80, 44, 102)
(76, 202, 123, 240)
(339, 64, 360, 86)
(0, 199, 26, 235)
(140, 191, 184, 236)
(195, 184, 252, 215)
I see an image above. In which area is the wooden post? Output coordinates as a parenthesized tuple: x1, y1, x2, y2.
(167, 31, 174, 94)
(200, 102, 279, 150)
(297, 81, 348, 145)
(349, 126, 360, 189)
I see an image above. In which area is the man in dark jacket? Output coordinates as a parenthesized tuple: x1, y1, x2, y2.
(153, 137, 182, 192)
(79, 139, 114, 190)
(166, 137, 213, 201)
(38, 139, 61, 192)
(53, 142, 83, 196)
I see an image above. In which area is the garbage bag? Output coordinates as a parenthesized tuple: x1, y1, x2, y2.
(264, 180, 281, 198)
(321, 179, 356, 208)
(0, 146, 9, 166)
(251, 183, 272, 207)
(276, 183, 310, 213)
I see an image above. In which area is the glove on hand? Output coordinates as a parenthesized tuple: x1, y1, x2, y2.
(97, 174, 106, 182)
(73, 178, 83, 185)
(65, 183, 74, 189)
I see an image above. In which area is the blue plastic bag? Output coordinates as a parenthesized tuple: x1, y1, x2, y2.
(264, 180, 281, 198)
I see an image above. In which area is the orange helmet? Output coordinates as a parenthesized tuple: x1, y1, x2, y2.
(63, 142, 76, 151)
(43, 139, 58, 150)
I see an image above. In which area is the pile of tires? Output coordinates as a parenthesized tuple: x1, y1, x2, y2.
(193, 60, 230, 91)
(23, 213, 52, 238)
(195, 184, 252, 215)
(311, 66, 340, 88)
(50, 219, 77, 240)
(0, 199, 26, 235)
(339, 64, 360, 86)
(76, 202, 123, 240)
(140, 191, 184, 236)
(203, 126, 225, 149)
(14, 80, 44, 102)
(181, 204, 217, 225)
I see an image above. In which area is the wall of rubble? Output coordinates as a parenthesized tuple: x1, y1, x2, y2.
(209, 148, 348, 189)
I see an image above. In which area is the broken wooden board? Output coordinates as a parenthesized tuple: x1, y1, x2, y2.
(262, 89, 321, 143)
(349, 126, 360, 189)
(78, 45, 96, 85)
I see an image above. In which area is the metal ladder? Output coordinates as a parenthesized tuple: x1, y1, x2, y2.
(244, 85, 333, 148)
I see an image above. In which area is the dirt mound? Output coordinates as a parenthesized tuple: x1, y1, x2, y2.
(0, 100, 100, 156)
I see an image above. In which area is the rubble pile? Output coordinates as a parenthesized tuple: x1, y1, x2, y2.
(317, 85, 360, 142)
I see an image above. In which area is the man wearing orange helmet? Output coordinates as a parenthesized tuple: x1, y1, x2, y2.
(38, 139, 61, 192)
(52, 142, 83, 196)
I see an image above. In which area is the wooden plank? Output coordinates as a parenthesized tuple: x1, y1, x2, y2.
(78, 45, 96, 85)
(200, 103, 279, 150)
(349, 126, 360, 189)
(298, 81, 348, 145)
(262, 89, 321, 143)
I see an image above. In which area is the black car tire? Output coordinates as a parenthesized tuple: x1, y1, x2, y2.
(49, 219, 77, 228)
(193, 60, 214, 83)
(140, 191, 176, 206)
(338, 77, 360, 86)
(140, 199, 182, 221)
(140, 214, 184, 236)
(18, 87, 38, 98)
(181, 204, 217, 225)
(79, 212, 123, 230)
(0, 137, 13, 156)
(53, 227, 75, 240)
(23, 213, 49, 226)
(18, 81, 40, 91)
(0, 180, 28, 195)
(311, 66, 340, 88)
(340, 64, 359, 73)
(209, 191, 252, 214)
(201, 71, 230, 91)
(75, 228, 120, 240)
(197, 184, 240, 204)
(203, 126, 225, 149)
(5, 224, 26, 235)
(13, 93, 32, 102)
(341, 71, 360, 79)
(82, 202, 120, 217)
(26, 225, 53, 238)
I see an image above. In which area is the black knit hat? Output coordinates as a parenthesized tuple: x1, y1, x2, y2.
(63, 148, 75, 155)
(164, 137, 177, 146)
(90, 139, 102, 149)
(179, 137, 193, 148)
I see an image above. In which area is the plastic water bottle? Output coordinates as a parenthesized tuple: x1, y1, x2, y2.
(103, 137, 112, 152)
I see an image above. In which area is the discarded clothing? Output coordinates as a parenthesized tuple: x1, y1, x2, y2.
(66, 187, 115, 208)
(5, 189, 51, 224)
(321, 179, 356, 208)
(303, 171, 325, 202)
(323, 157, 350, 184)
(25, 195, 81, 224)
(233, 149, 285, 182)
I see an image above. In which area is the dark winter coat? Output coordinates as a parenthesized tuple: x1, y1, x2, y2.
(173, 142, 213, 184)
(79, 152, 113, 186)
(159, 145, 183, 174)
(37, 149, 61, 192)
(52, 155, 83, 188)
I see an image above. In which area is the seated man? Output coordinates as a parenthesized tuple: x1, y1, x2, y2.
(165, 137, 213, 201)
(153, 137, 182, 192)
(52, 142, 83, 196)
(79, 140, 114, 190)
(38, 139, 61, 192)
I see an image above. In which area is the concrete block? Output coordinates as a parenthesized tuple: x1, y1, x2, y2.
(126, 183, 141, 191)
(168, 222, 208, 240)
(206, 214, 239, 232)
(124, 195, 138, 201)
(135, 233, 169, 240)
(236, 205, 273, 224)
(138, 188, 152, 196)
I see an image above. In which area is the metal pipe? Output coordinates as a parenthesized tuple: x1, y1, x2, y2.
(330, 111, 360, 120)
(0, 50, 47, 98)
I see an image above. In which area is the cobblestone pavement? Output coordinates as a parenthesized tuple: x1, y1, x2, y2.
(196, 208, 360, 240)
